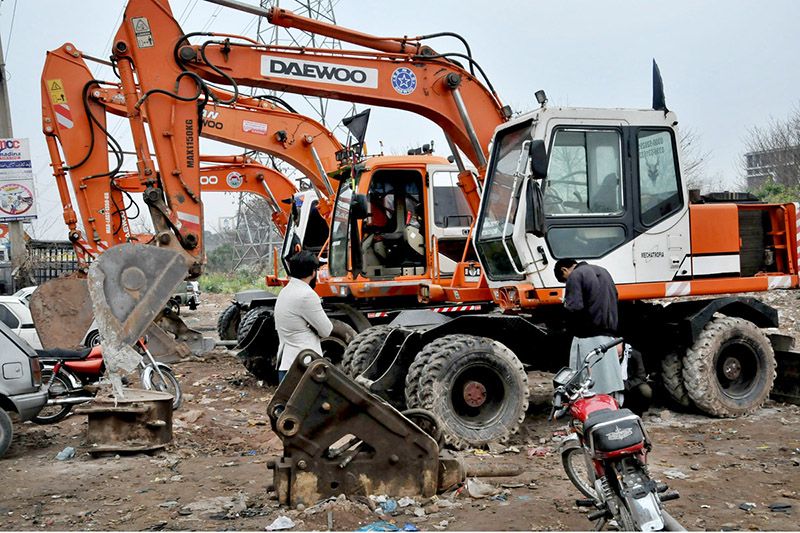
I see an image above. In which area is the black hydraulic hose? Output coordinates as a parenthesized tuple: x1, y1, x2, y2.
(415, 51, 498, 98)
(199, 40, 239, 104)
(255, 94, 298, 114)
(417, 31, 475, 75)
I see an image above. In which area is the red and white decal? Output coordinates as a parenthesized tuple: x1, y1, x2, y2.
(54, 104, 73, 129)
(242, 120, 269, 135)
(176, 211, 201, 233)
(367, 305, 482, 319)
(665, 282, 691, 297)
(431, 305, 482, 313)
(768, 276, 792, 290)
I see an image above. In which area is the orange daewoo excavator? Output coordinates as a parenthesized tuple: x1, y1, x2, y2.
(39, 38, 500, 375)
(42, 0, 800, 451)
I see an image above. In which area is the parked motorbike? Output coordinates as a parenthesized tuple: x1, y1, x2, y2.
(32, 337, 182, 424)
(552, 338, 684, 531)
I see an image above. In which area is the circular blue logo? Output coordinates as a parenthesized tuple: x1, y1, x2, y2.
(391, 67, 417, 95)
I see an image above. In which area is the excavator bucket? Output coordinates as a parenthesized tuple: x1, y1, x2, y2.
(30, 277, 95, 349)
(86, 244, 190, 375)
(30, 266, 212, 361)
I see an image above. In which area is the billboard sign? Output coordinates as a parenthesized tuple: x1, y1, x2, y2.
(0, 138, 37, 222)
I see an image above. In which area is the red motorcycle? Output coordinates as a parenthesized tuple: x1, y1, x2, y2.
(32, 338, 182, 424)
(552, 338, 683, 531)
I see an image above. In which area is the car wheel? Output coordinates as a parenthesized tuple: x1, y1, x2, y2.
(0, 407, 12, 459)
(683, 316, 775, 416)
(415, 335, 529, 450)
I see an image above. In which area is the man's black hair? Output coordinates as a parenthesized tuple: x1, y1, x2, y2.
(288, 250, 321, 279)
(554, 258, 577, 283)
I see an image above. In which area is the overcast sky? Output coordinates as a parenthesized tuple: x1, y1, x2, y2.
(1, 0, 799, 240)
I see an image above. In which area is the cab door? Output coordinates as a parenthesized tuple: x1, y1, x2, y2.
(630, 128, 690, 283)
(542, 127, 636, 284)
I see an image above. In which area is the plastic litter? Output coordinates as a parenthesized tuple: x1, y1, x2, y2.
(357, 521, 399, 531)
(526, 446, 552, 457)
(381, 499, 398, 512)
(663, 469, 689, 479)
(55, 446, 75, 461)
(467, 477, 500, 499)
(739, 502, 756, 511)
(266, 515, 296, 530)
(402, 523, 420, 531)
(397, 497, 416, 508)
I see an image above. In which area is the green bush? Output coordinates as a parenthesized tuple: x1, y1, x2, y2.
(751, 179, 800, 203)
(199, 271, 280, 295)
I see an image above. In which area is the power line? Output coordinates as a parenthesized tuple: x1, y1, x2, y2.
(92, 2, 127, 78)
(2, 0, 18, 58)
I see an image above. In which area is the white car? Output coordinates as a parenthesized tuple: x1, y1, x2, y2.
(0, 295, 42, 349)
(12, 286, 36, 307)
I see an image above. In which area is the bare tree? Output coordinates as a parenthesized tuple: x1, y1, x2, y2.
(741, 103, 800, 190)
(679, 127, 714, 192)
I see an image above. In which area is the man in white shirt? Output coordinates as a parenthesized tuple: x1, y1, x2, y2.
(274, 251, 333, 383)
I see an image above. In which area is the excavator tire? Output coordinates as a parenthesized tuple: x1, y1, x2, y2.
(237, 307, 279, 384)
(415, 335, 528, 450)
(683, 316, 776, 417)
(341, 325, 393, 378)
(661, 352, 692, 408)
(320, 319, 357, 368)
(405, 336, 455, 409)
(217, 304, 242, 341)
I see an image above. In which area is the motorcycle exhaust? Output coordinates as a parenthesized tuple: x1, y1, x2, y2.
(48, 397, 93, 405)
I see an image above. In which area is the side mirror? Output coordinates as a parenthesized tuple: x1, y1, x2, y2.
(529, 139, 548, 180)
(351, 193, 369, 220)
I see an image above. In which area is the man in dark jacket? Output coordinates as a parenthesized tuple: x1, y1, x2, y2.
(555, 258, 624, 395)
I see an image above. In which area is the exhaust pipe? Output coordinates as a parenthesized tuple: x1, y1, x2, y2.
(48, 397, 93, 406)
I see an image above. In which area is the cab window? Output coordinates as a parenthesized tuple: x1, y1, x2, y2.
(637, 130, 682, 226)
(432, 171, 472, 228)
(0, 304, 20, 329)
(544, 130, 623, 216)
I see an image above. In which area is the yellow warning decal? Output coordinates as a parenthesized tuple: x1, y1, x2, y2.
(48, 79, 67, 105)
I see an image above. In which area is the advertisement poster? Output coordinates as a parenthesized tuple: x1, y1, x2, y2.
(0, 138, 37, 222)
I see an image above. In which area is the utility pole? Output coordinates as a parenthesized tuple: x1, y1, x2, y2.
(0, 34, 29, 292)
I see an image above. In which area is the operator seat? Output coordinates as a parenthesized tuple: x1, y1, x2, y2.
(591, 172, 620, 213)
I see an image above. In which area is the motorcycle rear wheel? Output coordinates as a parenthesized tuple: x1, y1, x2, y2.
(32, 371, 73, 424)
(617, 498, 637, 531)
(561, 446, 597, 499)
(142, 367, 182, 410)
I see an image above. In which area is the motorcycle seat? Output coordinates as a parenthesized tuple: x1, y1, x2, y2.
(583, 407, 637, 434)
(35, 347, 93, 361)
(584, 408, 644, 453)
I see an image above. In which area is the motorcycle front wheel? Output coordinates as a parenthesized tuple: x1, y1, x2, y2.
(141, 366, 182, 410)
(32, 371, 74, 424)
(562, 446, 597, 499)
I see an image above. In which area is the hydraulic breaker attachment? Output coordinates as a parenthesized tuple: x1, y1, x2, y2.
(30, 277, 95, 349)
(267, 350, 460, 507)
(87, 244, 188, 391)
(770, 334, 800, 405)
